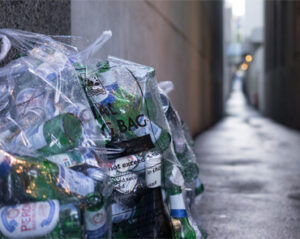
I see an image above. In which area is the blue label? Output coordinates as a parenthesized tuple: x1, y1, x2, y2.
(0, 200, 60, 238)
(0, 154, 11, 177)
(171, 209, 187, 218)
(1, 206, 17, 232)
(105, 83, 118, 92)
(40, 201, 56, 227)
(101, 94, 115, 106)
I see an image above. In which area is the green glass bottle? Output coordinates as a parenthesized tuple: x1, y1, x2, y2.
(0, 150, 95, 203)
(0, 199, 82, 238)
(15, 113, 83, 155)
(181, 161, 199, 184)
(169, 186, 196, 239)
(46, 150, 83, 168)
(136, 152, 172, 238)
(45, 149, 99, 168)
(84, 192, 108, 239)
(195, 177, 205, 196)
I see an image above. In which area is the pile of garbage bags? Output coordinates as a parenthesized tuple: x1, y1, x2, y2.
(0, 29, 204, 239)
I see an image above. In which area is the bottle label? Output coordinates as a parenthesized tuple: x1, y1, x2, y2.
(57, 165, 95, 196)
(46, 153, 75, 167)
(132, 115, 162, 144)
(27, 122, 47, 150)
(0, 200, 59, 238)
(170, 194, 187, 218)
(85, 207, 107, 238)
(112, 203, 135, 224)
(145, 154, 162, 188)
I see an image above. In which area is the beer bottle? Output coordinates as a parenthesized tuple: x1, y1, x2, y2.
(0, 199, 82, 238)
(0, 150, 95, 203)
(14, 113, 83, 155)
(169, 186, 196, 239)
(84, 192, 108, 239)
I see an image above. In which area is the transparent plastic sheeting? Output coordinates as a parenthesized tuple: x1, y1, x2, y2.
(0, 29, 204, 239)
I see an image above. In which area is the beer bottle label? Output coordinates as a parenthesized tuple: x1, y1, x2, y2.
(57, 165, 95, 196)
(170, 193, 187, 218)
(0, 200, 59, 238)
(85, 207, 107, 238)
(27, 122, 48, 150)
(145, 160, 161, 188)
(46, 153, 79, 168)
(112, 203, 135, 224)
(132, 115, 162, 143)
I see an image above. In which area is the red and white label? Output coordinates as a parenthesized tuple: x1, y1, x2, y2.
(0, 200, 59, 238)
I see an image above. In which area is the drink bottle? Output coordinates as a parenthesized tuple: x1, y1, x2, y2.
(0, 150, 95, 203)
(162, 92, 199, 183)
(64, 102, 100, 137)
(131, 152, 172, 238)
(0, 199, 82, 238)
(84, 192, 108, 239)
(14, 113, 83, 155)
(46, 148, 100, 168)
(168, 186, 196, 239)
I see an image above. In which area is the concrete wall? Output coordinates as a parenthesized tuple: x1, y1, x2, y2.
(0, 0, 70, 65)
(264, 0, 300, 130)
(71, 0, 224, 136)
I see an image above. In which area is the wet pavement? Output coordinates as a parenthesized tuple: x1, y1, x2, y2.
(193, 78, 300, 239)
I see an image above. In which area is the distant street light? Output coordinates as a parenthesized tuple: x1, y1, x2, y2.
(241, 63, 248, 70)
(245, 54, 253, 63)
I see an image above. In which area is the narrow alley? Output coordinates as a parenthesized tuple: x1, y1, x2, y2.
(194, 77, 300, 238)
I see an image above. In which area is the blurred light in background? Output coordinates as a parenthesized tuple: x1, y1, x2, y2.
(226, 0, 245, 16)
(241, 63, 248, 71)
(245, 54, 253, 63)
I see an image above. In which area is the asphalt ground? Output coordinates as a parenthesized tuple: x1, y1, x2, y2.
(193, 78, 300, 239)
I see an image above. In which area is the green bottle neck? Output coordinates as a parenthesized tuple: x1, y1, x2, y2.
(86, 192, 104, 211)
(169, 185, 182, 195)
